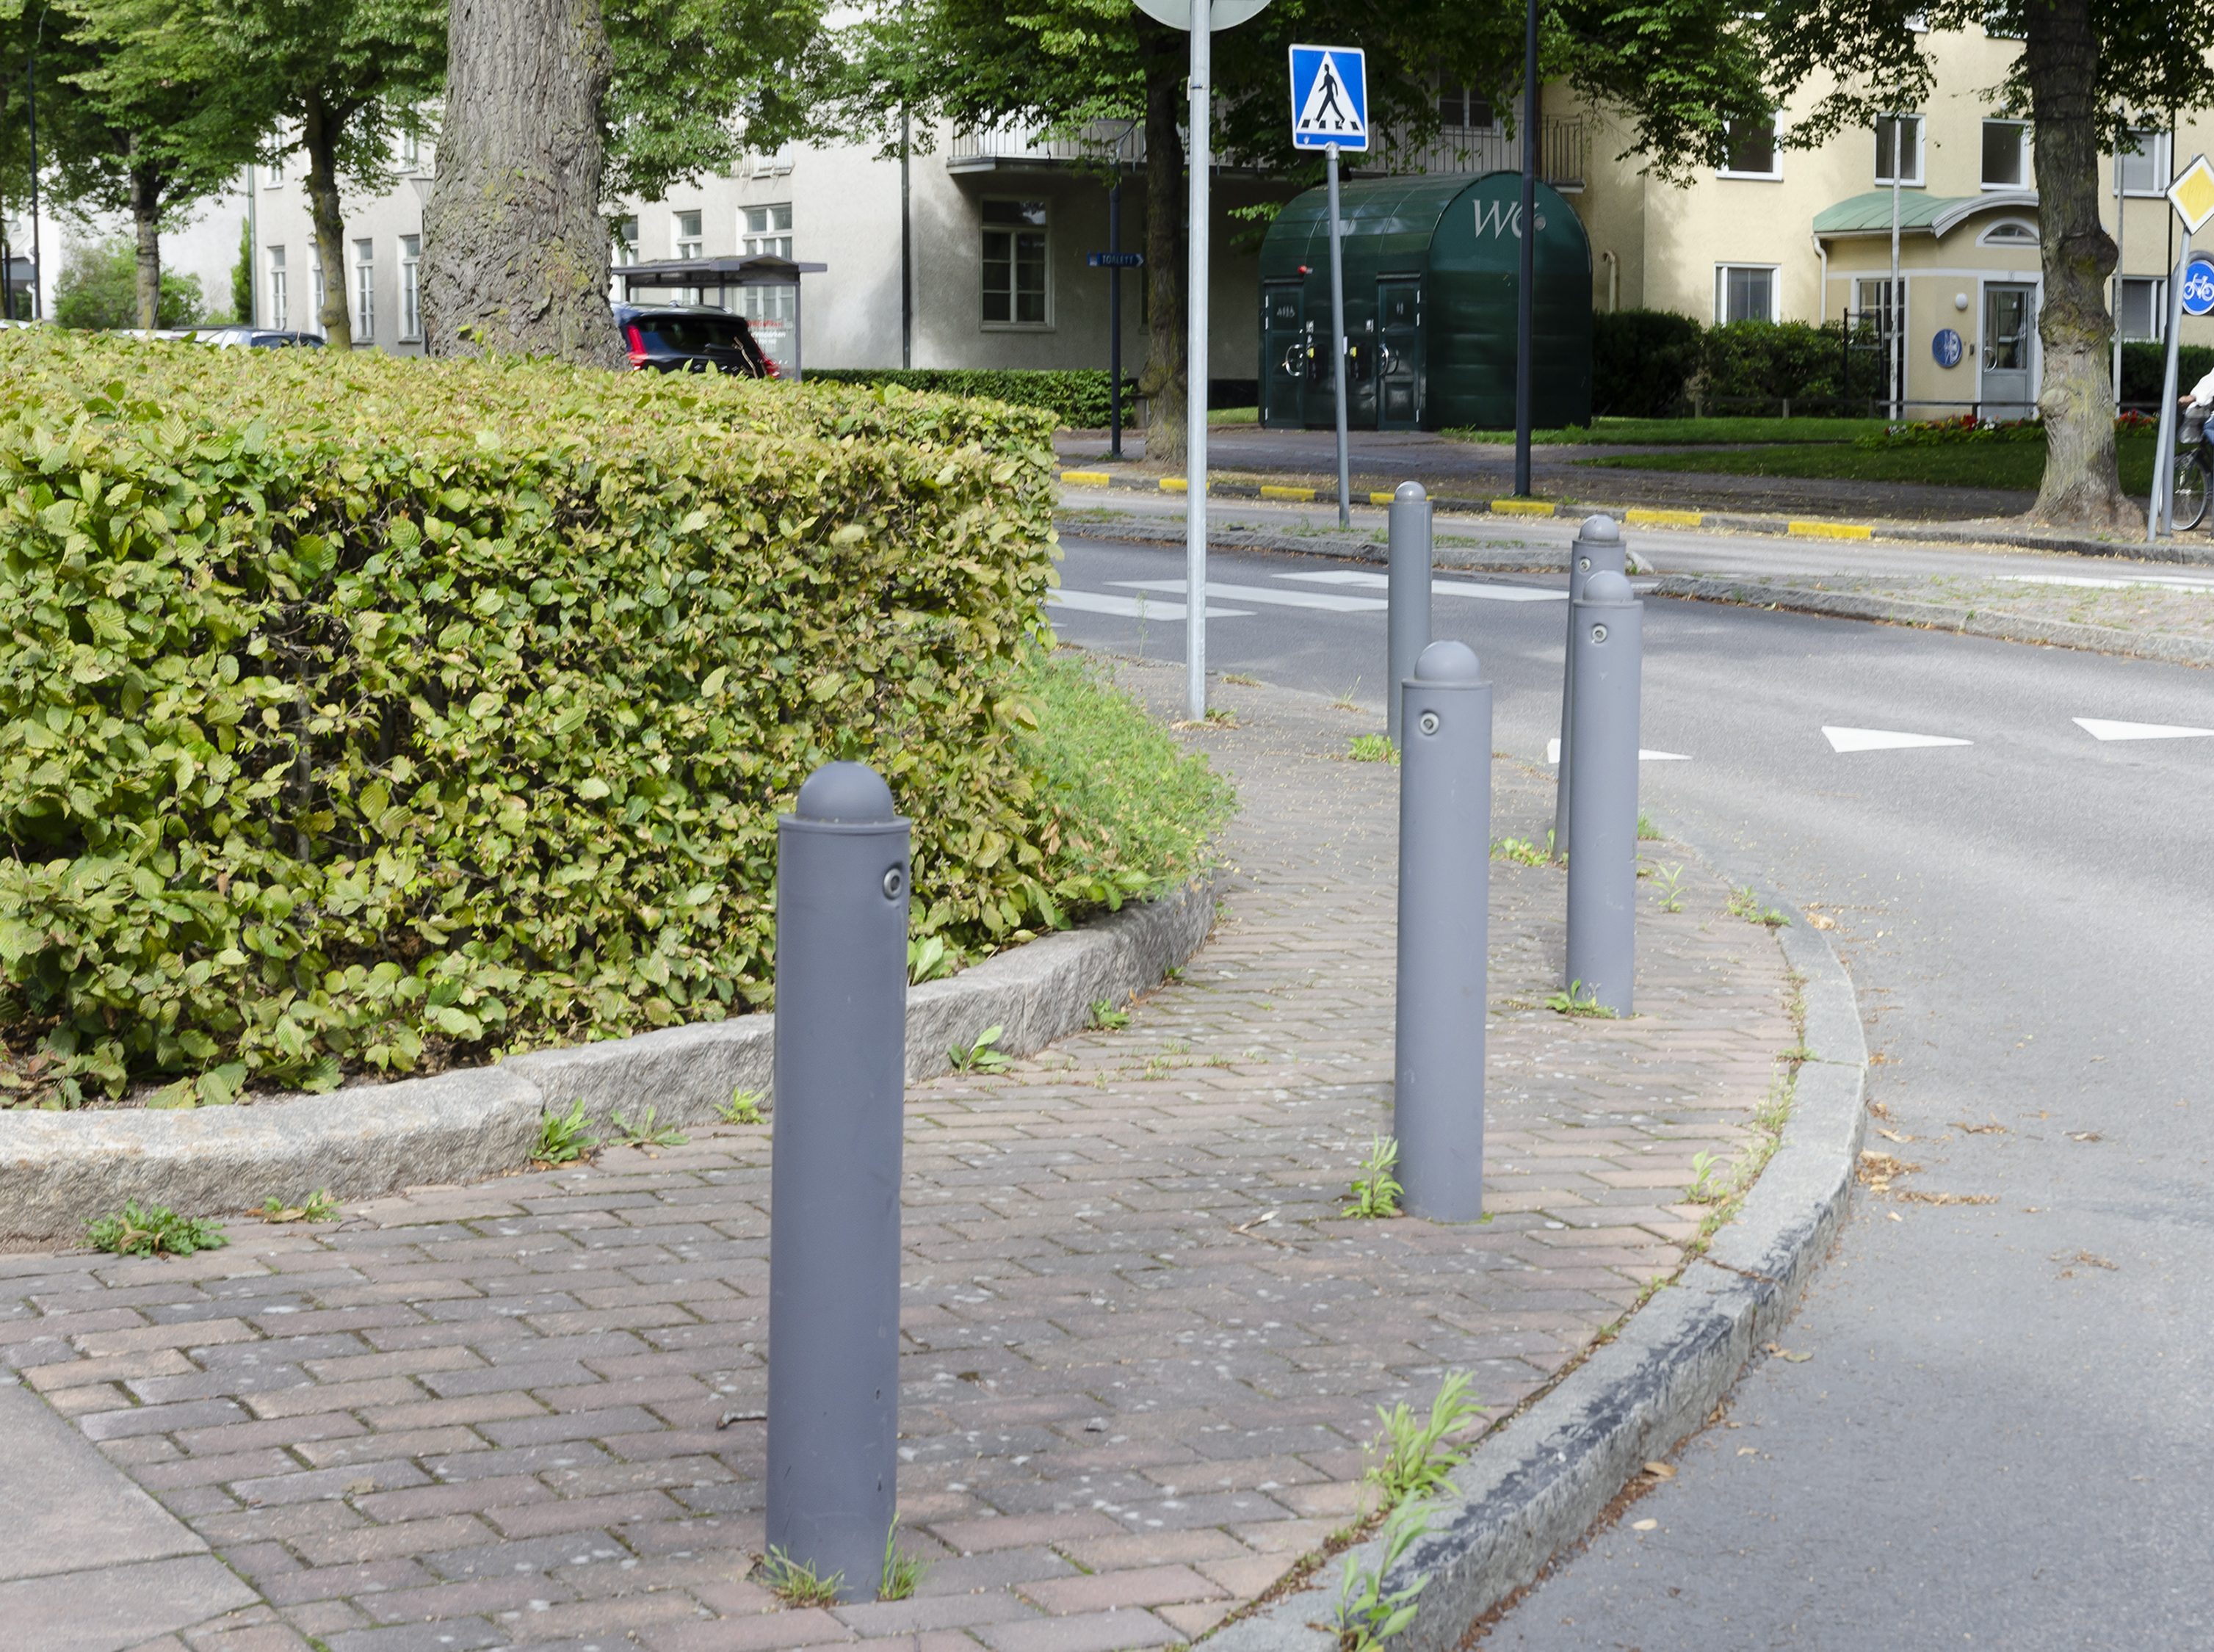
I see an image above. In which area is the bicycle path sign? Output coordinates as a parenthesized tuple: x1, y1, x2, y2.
(2182, 256, 2214, 318)
(1289, 46, 1367, 151)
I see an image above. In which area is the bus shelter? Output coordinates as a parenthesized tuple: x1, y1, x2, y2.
(615, 253, 827, 380)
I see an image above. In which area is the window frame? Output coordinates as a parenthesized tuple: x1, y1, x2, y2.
(742, 203, 795, 259)
(673, 209, 704, 261)
(1981, 120, 2030, 189)
(1718, 117, 1781, 181)
(2117, 275, 2166, 344)
(980, 198, 1053, 330)
(1977, 218, 2040, 247)
(1715, 262, 1781, 325)
(353, 238, 375, 344)
(267, 245, 287, 332)
(399, 235, 422, 342)
(1874, 114, 1925, 187)
(2118, 130, 2171, 197)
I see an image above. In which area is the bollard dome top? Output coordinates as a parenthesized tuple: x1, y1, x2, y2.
(1581, 570, 1635, 604)
(1577, 514, 1620, 543)
(1394, 481, 1428, 501)
(794, 761, 899, 823)
(1411, 639, 1483, 683)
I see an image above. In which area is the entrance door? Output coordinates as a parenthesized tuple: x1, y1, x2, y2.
(1261, 283, 1306, 428)
(1981, 283, 2036, 419)
(1375, 280, 1423, 430)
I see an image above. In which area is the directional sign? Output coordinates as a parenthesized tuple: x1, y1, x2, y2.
(1289, 46, 1368, 152)
(1087, 252, 1144, 269)
(2183, 256, 2214, 318)
(2169, 152, 2214, 233)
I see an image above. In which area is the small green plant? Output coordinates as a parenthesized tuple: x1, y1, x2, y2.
(1490, 836, 1549, 866)
(878, 1515, 928, 1601)
(612, 1106, 688, 1148)
(1331, 677, 1364, 712)
(1366, 1372, 1486, 1503)
(1726, 886, 1791, 927)
(1334, 1499, 1433, 1652)
(718, 1087, 765, 1126)
(1347, 733, 1400, 764)
(86, 1201, 228, 1258)
(1653, 863, 1686, 913)
(258, 1188, 339, 1224)
(759, 1546, 844, 1606)
(535, 1099, 598, 1165)
(1638, 812, 1663, 841)
(908, 935, 958, 985)
(1222, 672, 1263, 686)
(949, 1024, 1011, 1073)
(1344, 1134, 1404, 1218)
(1545, 979, 1618, 1019)
(1089, 999, 1129, 1031)
(1756, 1072, 1795, 1136)
(1687, 1149, 1727, 1203)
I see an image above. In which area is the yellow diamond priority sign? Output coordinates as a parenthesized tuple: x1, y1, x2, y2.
(2169, 153, 2214, 233)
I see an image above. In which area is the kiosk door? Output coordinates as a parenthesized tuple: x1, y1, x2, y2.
(1262, 283, 1306, 428)
(1375, 280, 1423, 430)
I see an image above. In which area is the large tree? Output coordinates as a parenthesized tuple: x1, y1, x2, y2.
(1760, 0, 2214, 526)
(822, 0, 1773, 470)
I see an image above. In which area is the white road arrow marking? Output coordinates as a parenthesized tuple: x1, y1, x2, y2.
(1546, 739, 1690, 764)
(2072, 717, 2214, 742)
(1823, 726, 1972, 753)
(1049, 590, 1253, 620)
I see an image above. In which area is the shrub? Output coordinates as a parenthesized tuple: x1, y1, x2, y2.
(805, 369, 1136, 429)
(2119, 340, 2214, 408)
(0, 331, 1227, 1107)
(53, 235, 209, 331)
(1591, 309, 1704, 419)
(1700, 319, 1848, 409)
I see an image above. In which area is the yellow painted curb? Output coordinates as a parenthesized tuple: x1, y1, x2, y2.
(1369, 490, 1398, 505)
(1160, 477, 1190, 493)
(1491, 499, 1557, 517)
(1259, 485, 1317, 501)
(1059, 470, 1113, 486)
(1626, 508, 1703, 528)
(1789, 520, 1873, 540)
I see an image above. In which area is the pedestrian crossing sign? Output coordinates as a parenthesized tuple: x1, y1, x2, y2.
(1289, 45, 1368, 152)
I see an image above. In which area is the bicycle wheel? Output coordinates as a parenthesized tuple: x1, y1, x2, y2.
(2174, 449, 2210, 532)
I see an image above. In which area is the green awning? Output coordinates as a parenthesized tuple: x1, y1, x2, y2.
(1814, 189, 2040, 238)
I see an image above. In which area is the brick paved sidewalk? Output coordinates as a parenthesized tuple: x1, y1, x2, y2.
(0, 664, 1795, 1652)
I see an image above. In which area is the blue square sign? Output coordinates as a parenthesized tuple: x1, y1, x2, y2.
(1289, 46, 1368, 152)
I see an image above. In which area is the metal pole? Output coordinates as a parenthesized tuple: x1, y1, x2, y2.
(1513, 0, 1538, 495)
(1890, 120, 1903, 421)
(1184, 0, 1211, 721)
(794, 276, 804, 384)
(1110, 177, 1123, 459)
(1386, 481, 1433, 745)
(2113, 125, 2125, 405)
(1326, 142, 1350, 527)
(246, 164, 258, 328)
(1551, 513, 1624, 857)
(1394, 638, 1491, 1222)
(767, 761, 909, 1602)
(1563, 570, 1640, 1015)
(2151, 228, 2192, 540)
(26, 37, 40, 321)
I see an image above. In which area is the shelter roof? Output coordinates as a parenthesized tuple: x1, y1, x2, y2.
(1812, 189, 2039, 238)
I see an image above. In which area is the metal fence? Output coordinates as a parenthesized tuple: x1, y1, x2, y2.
(947, 122, 1144, 169)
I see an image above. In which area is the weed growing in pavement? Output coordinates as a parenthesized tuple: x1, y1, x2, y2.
(535, 1100, 598, 1165)
(86, 1200, 228, 1258)
(1365, 1372, 1486, 1503)
(1088, 999, 1130, 1031)
(907, 935, 958, 985)
(718, 1087, 764, 1126)
(1638, 812, 1663, 841)
(1222, 672, 1263, 686)
(1687, 1150, 1728, 1203)
(258, 1189, 339, 1224)
(759, 1546, 843, 1606)
(1652, 863, 1686, 912)
(1334, 1499, 1434, 1652)
(878, 1516, 928, 1601)
(1347, 733, 1398, 764)
(1331, 677, 1364, 713)
(1491, 836, 1549, 866)
(612, 1106, 688, 1148)
(1726, 886, 1791, 927)
(1344, 1134, 1405, 1218)
(1755, 1070, 1795, 1135)
(1545, 979, 1618, 1019)
(1164, 966, 1187, 984)
(949, 1025, 1010, 1073)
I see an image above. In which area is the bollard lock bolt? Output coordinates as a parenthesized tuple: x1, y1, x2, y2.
(883, 868, 905, 899)
(1418, 710, 1440, 734)
(1591, 623, 1609, 643)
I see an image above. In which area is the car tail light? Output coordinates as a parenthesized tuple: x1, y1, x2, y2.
(625, 323, 648, 366)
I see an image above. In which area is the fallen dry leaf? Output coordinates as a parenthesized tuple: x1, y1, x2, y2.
(1632, 1519, 1659, 1531)
(1857, 1151, 1920, 1186)
(1762, 1341, 1813, 1363)
(2068, 1131, 2102, 1142)
(1876, 1127, 1911, 1143)
(1643, 1461, 1676, 1479)
(1806, 913, 1836, 930)
(1737, 1446, 1758, 1456)
(1886, 1210, 1904, 1222)
(1868, 1098, 1892, 1116)
(1894, 1189, 1999, 1206)
(1954, 1115, 2009, 1135)
(2051, 1249, 2117, 1272)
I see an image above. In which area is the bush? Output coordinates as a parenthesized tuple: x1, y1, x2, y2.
(0, 331, 1228, 1107)
(2119, 340, 2214, 407)
(1700, 319, 1848, 408)
(53, 235, 209, 331)
(806, 369, 1135, 429)
(1591, 310, 1704, 419)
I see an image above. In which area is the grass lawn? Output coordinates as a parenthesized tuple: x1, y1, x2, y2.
(1209, 406, 1259, 424)
(1445, 416, 1891, 446)
(1582, 428, 2161, 495)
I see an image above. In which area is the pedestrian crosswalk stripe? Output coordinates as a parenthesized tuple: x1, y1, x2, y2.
(1822, 726, 1971, 753)
(1048, 590, 1253, 620)
(1276, 570, 1566, 602)
(1110, 579, 1385, 613)
(2072, 717, 2214, 742)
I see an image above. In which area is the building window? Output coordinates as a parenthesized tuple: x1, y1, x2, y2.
(1715, 264, 1778, 324)
(674, 210, 703, 260)
(614, 217, 640, 266)
(1874, 115, 1924, 186)
(983, 200, 1049, 326)
(266, 151, 284, 186)
(2119, 130, 2169, 195)
(1437, 85, 1496, 128)
(1983, 120, 2028, 187)
(749, 147, 792, 178)
(1854, 277, 1902, 341)
(400, 130, 419, 167)
(399, 235, 421, 341)
(2118, 277, 2165, 342)
(1719, 117, 1779, 179)
(353, 239, 375, 342)
(1978, 219, 2038, 247)
(312, 257, 325, 329)
(268, 245, 287, 330)
(742, 203, 794, 258)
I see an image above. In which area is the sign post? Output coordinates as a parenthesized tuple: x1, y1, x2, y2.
(1290, 45, 1368, 529)
(2151, 154, 2214, 541)
(1134, 0, 1272, 721)
(1088, 248, 1144, 458)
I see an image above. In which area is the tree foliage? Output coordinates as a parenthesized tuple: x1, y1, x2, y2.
(53, 230, 206, 327)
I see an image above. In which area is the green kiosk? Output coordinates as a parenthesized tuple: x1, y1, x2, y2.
(1257, 171, 1592, 431)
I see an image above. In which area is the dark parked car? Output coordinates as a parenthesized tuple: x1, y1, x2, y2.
(197, 327, 326, 349)
(615, 303, 775, 377)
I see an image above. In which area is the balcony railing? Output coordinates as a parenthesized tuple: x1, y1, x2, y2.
(947, 121, 1146, 171)
(1367, 118, 1589, 190)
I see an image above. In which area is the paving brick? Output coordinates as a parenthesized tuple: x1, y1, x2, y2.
(972, 1609, 1179, 1652)
(1019, 1567, 1228, 1615)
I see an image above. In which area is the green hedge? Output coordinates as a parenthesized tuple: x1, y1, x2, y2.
(1591, 310, 1704, 418)
(2120, 340, 2214, 407)
(805, 369, 1136, 429)
(0, 332, 1220, 1107)
(1592, 312, 1872, 418)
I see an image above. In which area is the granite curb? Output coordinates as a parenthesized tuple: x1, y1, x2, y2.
(0, 872, 1221, 1242)
(1654, 573, 2214, 669)
(1205, 848, 1866, 1652)
(1057, 515, 1657, 576)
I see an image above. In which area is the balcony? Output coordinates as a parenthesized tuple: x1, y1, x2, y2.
(947, 122, 1146, 173)
(1367, 118, 1589, 192)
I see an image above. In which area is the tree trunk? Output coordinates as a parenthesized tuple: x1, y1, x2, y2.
(126, 134, 160, 332)
(1137, 29, 1187, 472)
(422, 0, 624, 366)
(2023, 0, 2132, 527)
(301, 94, 353, 349)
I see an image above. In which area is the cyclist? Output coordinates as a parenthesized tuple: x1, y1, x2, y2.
(2172, 367, 2214, 529)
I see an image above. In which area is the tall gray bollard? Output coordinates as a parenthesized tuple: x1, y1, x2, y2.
(1564, 570, 1640, 1016)
(768, 761, 910, 1600)
(1552, 515, 1627, 856)
(1394, 640, 1491, 1221)
(1386, 482, 1433, 746)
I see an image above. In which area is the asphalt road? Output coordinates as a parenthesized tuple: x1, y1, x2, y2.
(1051, 532, 2214, 1650)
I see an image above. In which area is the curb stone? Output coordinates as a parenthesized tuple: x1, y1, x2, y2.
(1204, 848, 1866, 1652)
(1654, 573, 2214, 670)
(1058, 517, 1656, 576)
(0, 872, 1221, 1242)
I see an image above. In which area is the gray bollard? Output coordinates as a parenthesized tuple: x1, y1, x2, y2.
(1393, 640, 1491, 1221)
(1386, 482, 1434, 746)
(1564, 570, 1641, 1016)
(767, 761, 910, 1600)
(1552, 515, 1627, 856)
